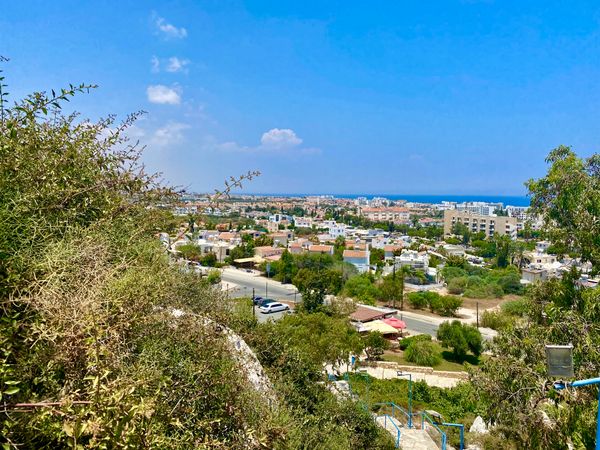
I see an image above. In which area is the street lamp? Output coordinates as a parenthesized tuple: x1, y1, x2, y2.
(358, 368, 371, 410)
(397, 370, 413, 428)
(545, 344, 600, 450)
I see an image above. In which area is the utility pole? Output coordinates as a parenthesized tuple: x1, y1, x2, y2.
(252, 288, 256, 319)
(476, 302, 479, 328)
(266, 281, 268, 298)
(392, 264, 396, 309)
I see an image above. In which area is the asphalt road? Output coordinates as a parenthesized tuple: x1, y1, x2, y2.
(221, 268, 301, 302)
(220, 267, 495, 339)
(396, 314, 439, 336)
(253, 306, 291, 323)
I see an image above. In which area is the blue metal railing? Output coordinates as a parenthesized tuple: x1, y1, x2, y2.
(441, 422, 464, 450)
(421, 411, 447, 450)
(379, 413, 402, 448)
(372, 402, 412, 428)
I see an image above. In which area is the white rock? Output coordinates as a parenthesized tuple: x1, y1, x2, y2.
(469, 416, 489, 434)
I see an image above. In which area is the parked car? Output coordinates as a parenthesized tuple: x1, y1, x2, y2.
(252, 295, 264, 305)
(256, 298, 277, 307)
(259, 302, 290, 314)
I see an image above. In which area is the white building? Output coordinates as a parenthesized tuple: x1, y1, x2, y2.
(395, 250, 429, 270)
(268, 213, 292, 223)
(293, 216, 313, 228)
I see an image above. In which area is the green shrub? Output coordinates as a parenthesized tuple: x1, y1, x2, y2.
(435, 295, 463, 317)
(481, 310, 514, 330)
(501, 298, 529, 316)
(404, 340, 442, 366)
(398, 333, 432, 350)
(447, 276, 467, 294)
(407, 291, 430, 309)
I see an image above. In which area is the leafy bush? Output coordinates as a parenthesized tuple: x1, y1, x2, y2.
(404, 340, 442, 366)
(447, 276, 467, 294)
(406, 292, 462, 316)
(435, 295, 463, 317)
(398, 333, 432, 350)
(481, 310, 514, 330)
(206, 269, 222, 284)
(437, 321, 483, 362)
(501, 298, 529, 316)
(343, 274, 381, 305)
(407, 291, 431, 309)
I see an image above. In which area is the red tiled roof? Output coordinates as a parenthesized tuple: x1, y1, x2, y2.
(343, 250, 368, 258)
(309, 245, 333, 252)
(384, 244, 403, 252)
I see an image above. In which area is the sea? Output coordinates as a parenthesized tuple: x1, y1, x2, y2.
(242, 193, 530, 207)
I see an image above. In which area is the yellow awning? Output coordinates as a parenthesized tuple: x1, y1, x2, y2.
(362, 320, 399, 335)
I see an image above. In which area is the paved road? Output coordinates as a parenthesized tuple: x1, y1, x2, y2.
(220, 267, 494, 339)
(253, 306, 291, 323)
(221, 268, 301, 302)
(396, 314, 439, 336)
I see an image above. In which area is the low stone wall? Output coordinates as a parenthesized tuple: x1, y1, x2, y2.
(363, 360, 469, 380)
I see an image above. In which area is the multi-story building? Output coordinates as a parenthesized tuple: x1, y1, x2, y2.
(359, 206, 410, 224)
(443, 210, 518, 239)
(455, 201, 502, 216)
(506, 205, 530, 221)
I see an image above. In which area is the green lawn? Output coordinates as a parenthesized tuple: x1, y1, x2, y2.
(381, 348, 481, 372)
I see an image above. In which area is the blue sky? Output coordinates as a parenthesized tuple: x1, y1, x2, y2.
(2, 1, 600, 195)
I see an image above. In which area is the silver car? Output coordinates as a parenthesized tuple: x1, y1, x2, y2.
(258, 302, 290, 314)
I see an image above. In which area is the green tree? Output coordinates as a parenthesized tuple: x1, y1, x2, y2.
(526, 145, 600, 271)
(294, 268, 329, 312)
(177, 243, 203, 261)
(379, 272, 403, 309)
(363, 332, 389, 360)
(333, 235, 346, 261)
(278, 249, 295, 283)
(451, 222, 471, 245)
(343, 274, 381, 305)
(437, 321, 482, 362)
(369, 247, 385, 267)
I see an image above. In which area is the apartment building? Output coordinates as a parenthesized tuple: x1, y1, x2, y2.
(359, 206, 410, 224)
(443, 210, 518, 239)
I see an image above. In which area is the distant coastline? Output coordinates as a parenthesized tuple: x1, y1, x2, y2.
(236, 193, 531, 207)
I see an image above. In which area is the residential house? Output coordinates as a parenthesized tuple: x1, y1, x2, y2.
(308, 244, 334, 255)
(343, 249, 370, 273)
(271, 231, 293, 247)
(395, 250, 429, 270)
(254, 246, 285, 259)
(384, 244, 403, 260)
(293, 216, 313, 228)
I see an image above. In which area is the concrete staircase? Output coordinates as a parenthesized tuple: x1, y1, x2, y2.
(375, 415, 440, 450)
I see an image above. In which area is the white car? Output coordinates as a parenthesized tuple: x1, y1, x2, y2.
(258, 302, 290, 314)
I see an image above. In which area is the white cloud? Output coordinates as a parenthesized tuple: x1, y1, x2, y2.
(166, 57, 190, 73)
(260, 128, 303, 149)
(211, 128, 318, 156)
(151, 122, 190, 147)
(146, 85, 181, 105)
(150, 56, 160, 72)
(155, 16, 187, 39)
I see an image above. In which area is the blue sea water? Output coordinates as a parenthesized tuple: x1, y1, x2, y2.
(243, 193, 530, 207)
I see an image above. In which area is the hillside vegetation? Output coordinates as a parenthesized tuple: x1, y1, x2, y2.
(0, 79, 393, 449)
